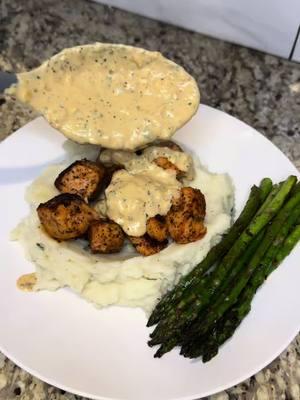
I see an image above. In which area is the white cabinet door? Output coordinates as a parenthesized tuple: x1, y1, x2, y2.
(96, 0, 300, 59)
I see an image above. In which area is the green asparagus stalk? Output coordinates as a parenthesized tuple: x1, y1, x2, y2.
(149, 228, 264, 349)
(259, 178, 276, 199)
(247, 176, 296, 236)
(181, 185, 300, 348)
(184, 204, 300, 360)
(254, 181, 280, 214)
(154, 230, 264, 358)
(147, 181, 271, 327)
(275, 224, 300, 264)
(204, 185, 281, 300)
(202, 224, 300, 362)
(149, 177, 295, 345)
(288, 181, 300, 198)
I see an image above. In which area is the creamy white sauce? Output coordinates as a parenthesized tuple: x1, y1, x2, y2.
(13, 43, 200, 150)
(99, 149, 135, 166)
(106, 162, 181, 236)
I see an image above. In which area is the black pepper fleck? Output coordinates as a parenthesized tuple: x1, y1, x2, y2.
(14, 387, 21, 396)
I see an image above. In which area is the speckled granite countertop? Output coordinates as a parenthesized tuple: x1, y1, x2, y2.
(0, 0, 299, 399)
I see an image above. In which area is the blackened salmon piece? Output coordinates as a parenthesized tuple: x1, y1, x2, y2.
(88, 220, 125, 253)
(166, 187, 206, 244)
(37, 193, 99, 240)
(129, 234, 168, 256)
(55, 159, 105, 201)
(146, 215, 168, 242)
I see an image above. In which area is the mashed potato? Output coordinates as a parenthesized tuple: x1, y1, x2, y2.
(12, 146, 234, 314)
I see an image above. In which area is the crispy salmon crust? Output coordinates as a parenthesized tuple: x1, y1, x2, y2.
(166, 187, 206, 244)
(55, 159, 105, 201)
(37, 193, 98, 240)
(129, 234, 168, 256)
(88, 220, 125, 253)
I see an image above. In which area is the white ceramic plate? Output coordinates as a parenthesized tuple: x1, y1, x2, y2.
(0, 105, 299, 400)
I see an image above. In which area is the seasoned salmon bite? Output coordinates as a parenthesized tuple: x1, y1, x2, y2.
(153, 156, 182, 177)
(129, 234, 168, 256)
(146, 215, 168, 242)
(37, 193, 98, 240)
(142, 141, 187, 178)
(88, 220, 125, 253)
(55, 159, 105, 201)
(166, 187, 207, 244)
(153, 141, 183, 176)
